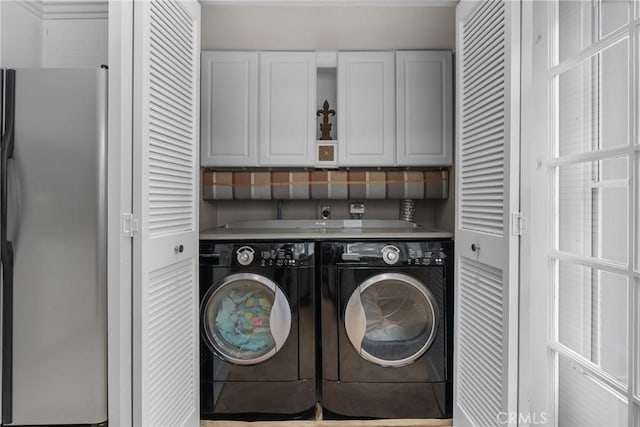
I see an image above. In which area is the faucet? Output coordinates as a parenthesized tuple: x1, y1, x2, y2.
(349, 202, 365, 220)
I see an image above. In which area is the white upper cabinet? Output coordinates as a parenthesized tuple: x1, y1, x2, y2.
(337, 51, 395, 166)
(201, 51, 258, 167)
(259, 52, 316, 166)
(396, 51, 453, 166)
(200, 50, 452, 168)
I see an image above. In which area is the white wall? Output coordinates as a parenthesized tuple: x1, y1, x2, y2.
(0, 1, 43, 67)
(199, 4, 456, 231)
(43, 19, 108, 67)
(0, 1, 107, 68)
(214, 199, 436, 226)
(201, 5, 455, 50)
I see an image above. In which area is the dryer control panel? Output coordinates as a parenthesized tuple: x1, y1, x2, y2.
(332, 240, 451, 267)
(406, 247, 445, 266)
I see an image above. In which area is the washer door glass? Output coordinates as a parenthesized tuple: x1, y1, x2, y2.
(201, 273, 292, 365)
(344, 272, 439, 367)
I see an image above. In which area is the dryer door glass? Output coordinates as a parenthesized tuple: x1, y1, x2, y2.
(345, 272, 439, 367)
(201, 273, 292, 365)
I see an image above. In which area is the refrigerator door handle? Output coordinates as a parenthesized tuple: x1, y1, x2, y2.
(1, 70, 16, 254)
(0, 68, 16, 425)
(1, 69, 15, 161)
(1, 69, 4, 145)
(1, 69, 16, 244)
(1, 69, 16, 239)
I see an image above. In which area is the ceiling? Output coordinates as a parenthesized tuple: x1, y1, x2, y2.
(199, 0, 458, 6)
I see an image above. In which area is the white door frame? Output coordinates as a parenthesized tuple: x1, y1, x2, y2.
(107, 1, 134, 426)
(519, 0, 553, 424)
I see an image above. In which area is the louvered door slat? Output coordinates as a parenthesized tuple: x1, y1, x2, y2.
(133, 1, 200, 426)
(150, 18, 192, 63)
(464, 31, 505, 73)
(465, 53, 505, 84)
(462, 133, 503, 154)
(149, 139, 192, 160)
(151, 92, 192, 118)
(457, 256, 506, 427)
(154, 3, 192, 46)
(457, 342, 502, 393)
(463, 117, 506, 140)
(150, 94, 192, 120)
(150, 31, 192, 76)
(149, 62, 192, 104)
(463, 71, 505, 111)
(151, 5, 193, 58)
(464, 152, 504, 168)
(150, 105, 193, 133)
(463, 103, 503, 129)
(464, 78, 505, 113)
(462, 165, 504, 178)
(463, 0, 503, 43)
(464, 138, 503, 156)
(454, 1, 520, 426)
(150, 131, 193, 152)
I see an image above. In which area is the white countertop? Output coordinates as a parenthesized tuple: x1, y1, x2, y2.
(200, 220, 453, 240)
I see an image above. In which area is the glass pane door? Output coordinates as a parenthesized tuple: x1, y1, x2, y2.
(544, 1, 638, 425)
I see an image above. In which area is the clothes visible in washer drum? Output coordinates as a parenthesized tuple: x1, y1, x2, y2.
(215, 289, 274, 352)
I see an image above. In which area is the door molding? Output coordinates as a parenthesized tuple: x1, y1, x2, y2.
(107, 1, 134, 426)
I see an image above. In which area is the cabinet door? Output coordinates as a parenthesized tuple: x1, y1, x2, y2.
(337, 51, 395, 166)
(396, 51, 453, 166)
(201, 51, 258, 167)
(132, 0, 200, 426)
(259, 52, 316, 166)
(454, 1, 520, 426)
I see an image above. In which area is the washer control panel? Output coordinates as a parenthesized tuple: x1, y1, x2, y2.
(218, 243, 311, 268)
(259, 247, 298, 267)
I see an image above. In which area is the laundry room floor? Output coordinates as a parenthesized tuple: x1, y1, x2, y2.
(201, 405, 452, 427)
(201, 420, 452, 427)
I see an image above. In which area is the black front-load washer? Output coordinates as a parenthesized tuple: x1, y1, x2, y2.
(199, 241, 315, 420)
(320, 240, 453, 419)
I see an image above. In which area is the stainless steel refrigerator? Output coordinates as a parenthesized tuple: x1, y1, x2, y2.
(0, 68, 107, 426)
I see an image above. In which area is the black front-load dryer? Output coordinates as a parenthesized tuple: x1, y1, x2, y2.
(199, 241, 315, 420)
(320, 240, 453, 419)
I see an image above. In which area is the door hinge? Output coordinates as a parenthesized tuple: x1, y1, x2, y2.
(122, 213, 139, 237)
(512, 212, 527, 236)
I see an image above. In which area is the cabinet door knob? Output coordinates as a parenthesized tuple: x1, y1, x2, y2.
(471, 243, 479, 252)
(175, 244, 184, 254)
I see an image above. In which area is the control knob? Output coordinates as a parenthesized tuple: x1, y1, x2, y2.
(236, 246, 255, 266)
(381, 245, 400, 265)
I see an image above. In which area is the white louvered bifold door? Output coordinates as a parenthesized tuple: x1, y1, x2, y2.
(132, 1, 201, 426)
(454, 1, 520, 426)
